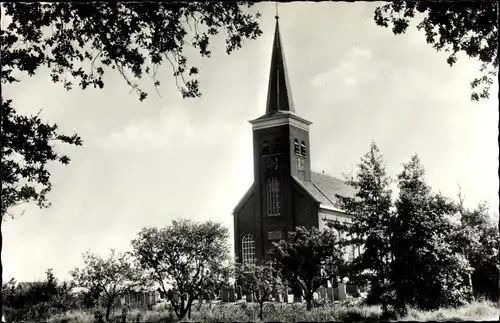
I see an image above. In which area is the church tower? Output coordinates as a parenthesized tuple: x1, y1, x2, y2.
(246, 15, 314, 259)
(233, 14, 356, 267)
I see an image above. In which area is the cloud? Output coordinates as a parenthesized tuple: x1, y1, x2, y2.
(310, 46, 389, 88)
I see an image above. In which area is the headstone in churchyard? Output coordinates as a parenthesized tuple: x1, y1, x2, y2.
(272, 290, 282, 303)
(327, 280, 332, 288)
(236, 286, 242, 300)
(228, 286, 236, 302)
(313, 292, 319, 300)
(317, 286, 327, 299)
(222, 288, 229, 302)
(327, 287, 334, 301)
(287, 294, 294, 303)
(334, 287, 339, 300)
(338, 282, 347, 300)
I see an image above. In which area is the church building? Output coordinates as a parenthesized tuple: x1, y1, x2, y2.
(233, 16, 359, 266)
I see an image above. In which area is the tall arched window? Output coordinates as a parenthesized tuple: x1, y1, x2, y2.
(267, 177, 280, 216)
(242, 234, 256, 265)
(301, 141, 307, 157)
(262, 141, 269, 155)
(293, 139, 300, 154)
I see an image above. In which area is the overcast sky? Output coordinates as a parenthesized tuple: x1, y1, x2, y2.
(3, 2, 498, 282)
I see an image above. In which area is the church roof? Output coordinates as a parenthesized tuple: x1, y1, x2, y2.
(265, 16, 295, 114)
(232, 172, 355, 214)
(296, 172, 356, 209)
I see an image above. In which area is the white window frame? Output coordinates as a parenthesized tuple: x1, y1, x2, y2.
(266, 177, 281, 216)
(242, 234, 256, 266)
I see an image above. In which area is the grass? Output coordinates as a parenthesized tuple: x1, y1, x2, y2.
(41, 299, 499, 322)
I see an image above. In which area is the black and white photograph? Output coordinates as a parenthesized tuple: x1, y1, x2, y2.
(1, 1, 499, 322)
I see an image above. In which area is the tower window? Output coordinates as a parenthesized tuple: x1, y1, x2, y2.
(262, 141, 269, 155)
(293, 139, 300, 155)
(267, 177, 280, 216)
(301, 141, 307, 157)
(272, 139, 281, 154)
(242, 234, 256, 265)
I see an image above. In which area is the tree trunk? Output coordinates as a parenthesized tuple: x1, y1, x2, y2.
(305, 292, 313, 311)
(259, 300, 264, 320)
(105, 297, 115, 322)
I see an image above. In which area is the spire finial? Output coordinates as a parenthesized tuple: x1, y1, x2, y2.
(275, 2, 279, 20)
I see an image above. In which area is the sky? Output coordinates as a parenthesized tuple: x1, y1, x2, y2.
(3, 2, 498, 282)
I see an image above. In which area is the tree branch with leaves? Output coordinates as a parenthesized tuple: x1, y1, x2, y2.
(70, 249, 150, 322)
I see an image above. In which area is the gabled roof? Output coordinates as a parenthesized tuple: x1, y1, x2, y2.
(232, 183, 255, 214)
(295, 171, 356, 209)
(233, 172, 355, 215)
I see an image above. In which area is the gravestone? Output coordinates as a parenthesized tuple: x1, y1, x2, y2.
(338, 283, 347, 300)
(326, 287, 334, 301)
(228, 286, 236, 302)
(317, 286, 327, 299)
(313, 292, 319, 300)
(287, 294, 294, 303)
(236, 286, 242, 300)
(293, 295, 302, 303)
(222, 288, 229, 302)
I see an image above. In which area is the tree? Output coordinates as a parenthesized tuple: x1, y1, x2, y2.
(1, 2, 262, 101)
(374, 1, 498, 102)
(2, 269, 76, 322)
(235, 262, 284, 320)
(131, 219, 232, 320)
(269, 226, 344, 311)
(453, 194, 499, 301)
(332, 142, 395, 315)
(392, 155, 473, 315)
(1, 0, 261, 308)
(70, 249, 148, 322)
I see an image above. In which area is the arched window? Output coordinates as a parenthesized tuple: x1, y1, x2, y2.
(301, 141, 307, 157)
(262, 141, 269, 155)
(272, 139, 281, 154)
(293, 139, 300, 155)
(267, 177, 280, 216)
(242, 234, 256, 265)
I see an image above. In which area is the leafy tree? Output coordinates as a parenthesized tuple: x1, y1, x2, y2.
(235, 262, 284, 319)
(332, 142, 395, 315)
(1, 2, 262, 101)
(452, 195, 499, 301)
(374, 1, 498, 102)
(392, 155, 473, 315)
(131, 219, 232, 320)
(70, 249, 149, 322)
(269, 226, 344, 311)
(2, 269, 76, 322)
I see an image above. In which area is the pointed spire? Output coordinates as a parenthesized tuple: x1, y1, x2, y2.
(265, 14, 295, 114)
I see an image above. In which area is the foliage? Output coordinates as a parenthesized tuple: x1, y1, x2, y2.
(2, 269, 76, 322)
(1, 2, 262, 101)
(269, 226, 345, 311)
(452, 198, 499, 301)
(131, 219, 232, 320)
(70, 249, 149, 321)
(235, 262, 284, 319)
(374, 1, 498, 102)
(331, 141, 395, 314)
(392, 155, 473, 315)
(0, 100, 82, 221)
